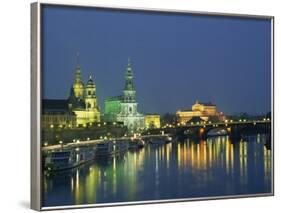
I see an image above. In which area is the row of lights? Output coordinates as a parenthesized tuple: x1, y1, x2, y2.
(49, 121, 122, 129)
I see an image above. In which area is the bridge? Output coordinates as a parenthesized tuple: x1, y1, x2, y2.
(145, 120, 271, 140)
(42, 134, 172, 152)
(42, 120, 271, 152)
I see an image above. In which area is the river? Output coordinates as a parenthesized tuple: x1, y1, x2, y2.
(43, 134, 272, 207)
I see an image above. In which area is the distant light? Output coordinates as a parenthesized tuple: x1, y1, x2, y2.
(59, 140, 63, 144)
(44, 142, 48, 146)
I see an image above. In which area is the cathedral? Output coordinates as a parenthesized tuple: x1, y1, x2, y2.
(104, 59, 145, 132)
(42, 57, 144, 132)
(42, 63, 101, 129)
(67, 64, 101, 126)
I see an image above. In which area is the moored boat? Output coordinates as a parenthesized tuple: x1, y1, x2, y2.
(207, 129, 228, 137)
(128, 139, 145, 150)
(44, 150, 79, 172)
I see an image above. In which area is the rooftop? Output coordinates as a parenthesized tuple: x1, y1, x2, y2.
(105, 95, 123, 102)
(194, 101, 216, 106)
(42, 99, 68, 112)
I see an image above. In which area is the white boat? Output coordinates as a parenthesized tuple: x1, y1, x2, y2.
(94, 140, 128, 158)
(128, 139, 145, 150)
(44, 150, 79, 171)
(164, 136, 173, 143)
(207, 129, 228, 137)
(44, 147, 95, 172)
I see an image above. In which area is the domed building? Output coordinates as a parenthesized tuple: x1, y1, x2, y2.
(104, 59, 145, 133)
(68, 65, 101, 126)
(176, 100, 225, 124)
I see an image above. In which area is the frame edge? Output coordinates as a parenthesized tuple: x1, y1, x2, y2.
(31, 2, 41, 211)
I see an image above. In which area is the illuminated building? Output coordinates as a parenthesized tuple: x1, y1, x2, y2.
(104, 59, 144, 132)
(42, 100, 76, 129)
(176, 100, 225, 124)
(145, 114, 161, 129)
(42, 63, 101, 128)
(68, 64, 101, 126)
(104, 96, 122, 123)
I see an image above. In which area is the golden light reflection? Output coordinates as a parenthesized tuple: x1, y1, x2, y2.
(264, 146, 271, 187)
(226, 139, 229, 174)
(231, 143, 234, 175)
(166, 143, 171, 169)
(177, 143, 181, 167)
(43, 134, 271, 205)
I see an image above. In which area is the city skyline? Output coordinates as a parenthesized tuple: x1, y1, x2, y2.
(42, 5, 271, 115)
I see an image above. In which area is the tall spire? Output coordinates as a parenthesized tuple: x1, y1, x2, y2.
(123, 58, 136, 103)
(76, 51, 80, 68)
(128, 57, 131, 66)
(73, 52, 84, 99)
(124, 58, 134, 91)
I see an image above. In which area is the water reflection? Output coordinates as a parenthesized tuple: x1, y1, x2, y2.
(43, 134, 272, 207)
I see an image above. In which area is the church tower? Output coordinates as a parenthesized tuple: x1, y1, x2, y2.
(85, 75, 100, 123)
(117, 58, 144, 132)
(85, 75, 97, 110)
(73, 53, 84, 99)
(123, 58, 136, 103)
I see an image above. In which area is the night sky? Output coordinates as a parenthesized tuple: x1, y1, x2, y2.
(42, 5, 272, 115)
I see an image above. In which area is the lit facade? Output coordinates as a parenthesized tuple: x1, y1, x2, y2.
(176, 101, 225, 124)
(68, 65, 101, 126)
(104, 59, 145, 132)
(145, 114, 161, 129)
(42, 112, 76, 129)
(41, 99, 76, 129)
(42, 64, 101, 128)
(104, 96, 122, 122)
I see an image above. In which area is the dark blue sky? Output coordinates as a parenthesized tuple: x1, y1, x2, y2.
(42, 5, 272, 115)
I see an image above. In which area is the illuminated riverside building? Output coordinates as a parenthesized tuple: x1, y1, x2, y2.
(42, 63, 101, 128)
(42, 100, 77, 129)
(145, 114, 161, 129)
(104, 59, 144, 132)
(68, 65, 101, 125)
(176, 101, 225, 124)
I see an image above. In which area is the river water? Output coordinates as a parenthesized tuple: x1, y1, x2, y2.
(43, 134, 272, 207)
